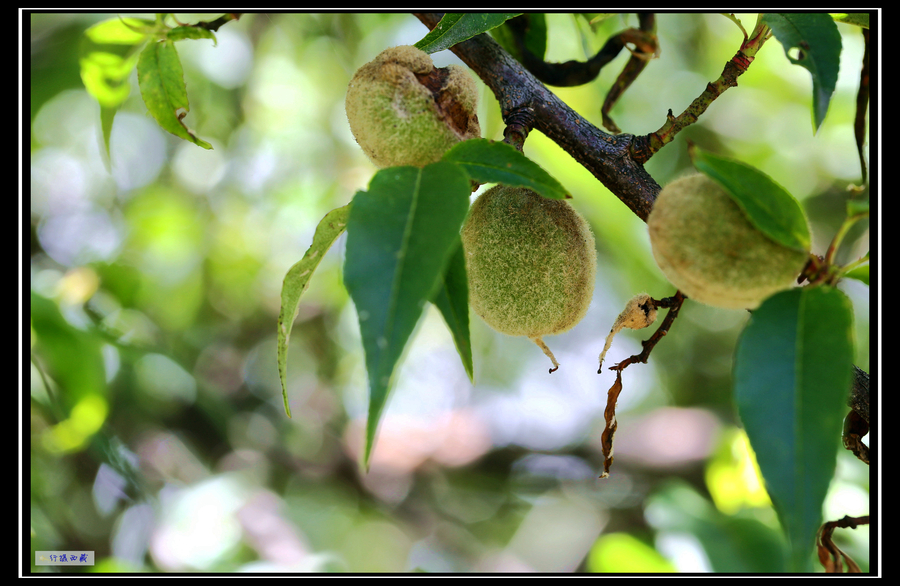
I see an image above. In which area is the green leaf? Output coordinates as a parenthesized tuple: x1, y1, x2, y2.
(84, 16, 154, 44)
(97, 105, 117, 172)
(763, 13, 842, 133)
(586, 14, 618, 26)
(442, 139, 570, 199)
(830, 13, 869, 29)
(80, 17, 152, 163)
(277, 204, 351, 418)
(430, 238, 474, 383)
(80, 17, 154, 108)
(843, 262, 869, 285)
(415, 13, 522, 54)
(343, 163, 472, 469)
(644, 480, 788, 572)
(588, 532, 676, 573)
(846, 198, 869, 217)
(167, 25, 217, 44)
(491, 14, 547, 61)
(31, 291, 107, 408)
(137, 40, 212, 149)
(690, 146, 810, 252)
(733, 286, 855, 572)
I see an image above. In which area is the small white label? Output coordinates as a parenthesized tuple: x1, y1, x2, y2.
(35, 551, 95, 566)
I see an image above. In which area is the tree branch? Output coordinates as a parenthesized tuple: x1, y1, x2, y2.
(508, 15, 627, 87)
(414, 12, 660, 222)
(850, 365, 869, 425)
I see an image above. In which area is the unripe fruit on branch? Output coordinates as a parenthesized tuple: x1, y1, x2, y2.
(345, 45, 481, 168)
(647, 174, 810, 310)
(461, 185, 596, 370)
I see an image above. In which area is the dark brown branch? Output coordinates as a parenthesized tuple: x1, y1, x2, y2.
(510, 13, 657, 94)
(193, 13, 241, 32)
(842, 408, 869, 465)
(601, 13, 658, 134)
(414, 12, 660, 222)
(510, 17, 626, 87)
(850, 365, 869, 426)
(854, 28, 870, 183)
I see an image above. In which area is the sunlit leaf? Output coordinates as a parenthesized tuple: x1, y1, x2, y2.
(84, 16, 154, 44)
(80, 17, 152, 162)
(137, 40, 212, 149)
(588, 532, 676, 573)
(277, 204, 351, 418)
(80, 17, 152, 107)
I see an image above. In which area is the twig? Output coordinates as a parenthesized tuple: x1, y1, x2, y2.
(609, 291, 686, 372)
(598, 291, 685, 478)
(601, 13, 658, 133)
(816, 515, 869, 573)
(630, 15, 771, 164)
(509, 16, 630, 87)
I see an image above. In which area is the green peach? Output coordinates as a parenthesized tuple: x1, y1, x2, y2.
(345, 45, 480, 168)
(462, 185, 596, 369)
(648, 173, 809, 309)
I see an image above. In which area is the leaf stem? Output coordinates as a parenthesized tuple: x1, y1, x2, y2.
(824, 211, 869, 268)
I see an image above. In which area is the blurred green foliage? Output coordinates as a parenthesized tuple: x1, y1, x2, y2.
(29, 13, 869, 573)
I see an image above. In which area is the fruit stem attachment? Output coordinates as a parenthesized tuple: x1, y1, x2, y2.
(799, 208, 868, 286)
(502, 106, 535, 152)
(531, 336, 560, 373)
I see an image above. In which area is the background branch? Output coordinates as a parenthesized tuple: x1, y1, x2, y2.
(508, 15, 629, 87)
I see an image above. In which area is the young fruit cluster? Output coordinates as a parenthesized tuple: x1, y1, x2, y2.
(345, 45, 481, 168)
(647, 173, 810, 310)
(461, 185, 596, 370)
